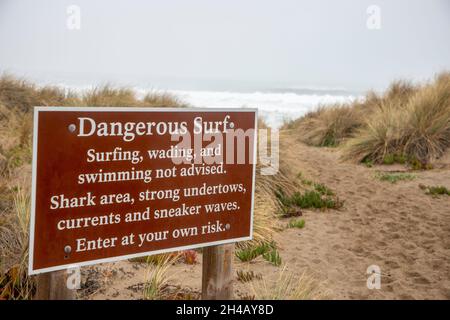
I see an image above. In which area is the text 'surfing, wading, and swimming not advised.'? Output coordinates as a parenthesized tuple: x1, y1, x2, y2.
(29, 108, 257, 274)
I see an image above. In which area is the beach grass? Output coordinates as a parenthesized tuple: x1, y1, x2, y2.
(249, 266, 328, 300)
(285, 72, 450, 168)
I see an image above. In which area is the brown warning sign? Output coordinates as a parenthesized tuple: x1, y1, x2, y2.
(29, 107, 257, 274)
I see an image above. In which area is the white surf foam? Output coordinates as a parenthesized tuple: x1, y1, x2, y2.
(60, 83, 359, 128)
(166, 90, 358, 128)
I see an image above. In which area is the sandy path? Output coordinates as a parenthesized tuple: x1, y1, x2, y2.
(276, 133, 450, 299)
(83, 132, 450, 300)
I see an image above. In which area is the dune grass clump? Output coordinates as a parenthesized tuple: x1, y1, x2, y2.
(262, 247, 282, 266)
(235, 242, 274, 262)
(343, 100, 408, 164)
(402, 74, 450, 164)
(237, 135, 299, 251)
(0, 187, 34, 299)
(286, 72, 449, 168)
(82, 86, 138, 107)
(0, 74, 184, 111)
(343, 73, 450, 166)
(290, 104, 363, 147)
(236, 270, 262, 283)
(250, 266, 328, 300)
(0, 105, 32, 177)
(0, 75, 81, 112)
(283, 80, 418, 146)
(143, 253, 180, 300)
(235, 241, 282, 266)
(142, 91, 183, 107)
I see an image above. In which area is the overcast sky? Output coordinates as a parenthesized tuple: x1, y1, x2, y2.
(0, 0, 449, 91)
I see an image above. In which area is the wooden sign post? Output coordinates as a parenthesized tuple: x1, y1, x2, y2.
(202, 244, 233, 300)
(35, 270, 74, 300)
(29, 107, 256, 300)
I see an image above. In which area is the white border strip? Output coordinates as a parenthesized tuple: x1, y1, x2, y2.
(29, 106, 258, 275)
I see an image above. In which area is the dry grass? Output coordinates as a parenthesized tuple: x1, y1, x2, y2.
(249, 266, 329, 300)
(143, 252, 180, 300)
(142, 91, 184, 107)
(238, 128, 298, 250)
(343, 100, 407, 163)
(0, 74, 184, 110)
(0, 186, 34, 299)
(292, 104, 363, 147)
(284, 80, 419, 148)
(81, 86, 138, 107)
(344, 73, 450, 165)
(286, 72, 450, 167)
(0, 74, 82, 111)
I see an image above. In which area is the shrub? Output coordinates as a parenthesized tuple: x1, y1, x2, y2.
(402, 75, 450, 164)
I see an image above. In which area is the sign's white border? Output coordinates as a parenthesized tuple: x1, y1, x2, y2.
(29, 107, 258, 275)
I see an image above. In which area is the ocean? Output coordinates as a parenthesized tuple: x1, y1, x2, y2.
(34, 74, 361, 128)
(163, 89, 359, 128)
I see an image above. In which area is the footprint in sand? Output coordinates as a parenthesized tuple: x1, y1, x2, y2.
(405, 272, 431, 285)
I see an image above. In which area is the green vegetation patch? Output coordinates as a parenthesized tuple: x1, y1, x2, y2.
(275, 188, 342, 215)
(235, 242, 282, 266)
(376, 172, 416, 183)
(287, 219, 305, 229)
(382, 153, 407, 165)
(235, 242, 273, 262)
(262, 247, 282, 266)
(419, 184, 450, 197)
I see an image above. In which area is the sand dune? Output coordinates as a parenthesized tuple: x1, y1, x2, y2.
(274, 134, 450, 299)
(82, 131, 450, 300)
